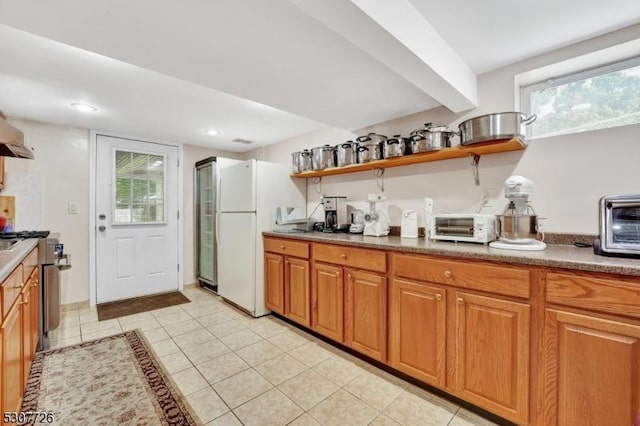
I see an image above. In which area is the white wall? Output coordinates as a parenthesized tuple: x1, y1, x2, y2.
(182, 145, 240, 286)
(245, 24, 640, 235)
(3, 118, 240, 304)
(4, 118, 90, 304)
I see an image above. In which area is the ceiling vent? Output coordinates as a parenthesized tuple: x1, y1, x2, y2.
(231, 138, 256, 145)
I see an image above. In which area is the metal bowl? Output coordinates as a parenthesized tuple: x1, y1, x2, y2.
(498, 215, 538, 243)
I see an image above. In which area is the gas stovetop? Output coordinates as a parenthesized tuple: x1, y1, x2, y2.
(0, 231, 50, 239)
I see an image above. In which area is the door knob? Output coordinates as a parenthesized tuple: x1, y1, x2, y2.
(98, 225, 106, 231)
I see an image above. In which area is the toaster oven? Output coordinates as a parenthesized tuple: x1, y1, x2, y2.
(430, 213, 497, 244)
(594, 194, 640, 258)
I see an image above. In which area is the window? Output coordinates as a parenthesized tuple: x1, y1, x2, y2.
(114, 150, 165, 224)
(521, 56, 640, 139)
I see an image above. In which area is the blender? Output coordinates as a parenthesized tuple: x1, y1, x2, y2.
(363, 193, 390, 237)
(489, 175, 546, 251)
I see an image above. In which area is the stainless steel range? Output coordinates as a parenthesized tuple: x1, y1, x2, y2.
(1, 231, 71, 351)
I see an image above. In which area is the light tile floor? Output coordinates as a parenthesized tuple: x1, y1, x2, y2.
(51, 287, 498, 426)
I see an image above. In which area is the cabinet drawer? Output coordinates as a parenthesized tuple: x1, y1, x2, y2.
(2, 264, 23, 319)
(547, 272, 640, 319)
(392, 254, 530, 299)
(264, 238, 309, 259)
(313, 244, 386, 273)
(23, 247, 39, 281)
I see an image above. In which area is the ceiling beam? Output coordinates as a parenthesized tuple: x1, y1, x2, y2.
(290, 0, 478, 112)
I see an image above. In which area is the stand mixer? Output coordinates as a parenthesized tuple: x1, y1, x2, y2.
(489, 175, 546, 251)
(363, 193, 390, 237)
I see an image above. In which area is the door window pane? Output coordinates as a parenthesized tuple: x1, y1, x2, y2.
(114, 150, 166, 224)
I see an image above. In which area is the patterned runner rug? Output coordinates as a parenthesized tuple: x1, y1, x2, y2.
(20, 330, 198, 425)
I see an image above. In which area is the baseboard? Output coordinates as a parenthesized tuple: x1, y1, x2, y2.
(183, 282, 199, 289)
(61, 300, 89, 312)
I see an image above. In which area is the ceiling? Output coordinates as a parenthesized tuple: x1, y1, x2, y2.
(0, 0, 639, 152)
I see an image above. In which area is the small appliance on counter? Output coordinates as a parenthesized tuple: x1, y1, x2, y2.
(363, 193, 390, 237)
(490, 175, 546, 251)
(430, 213, 497, 244)
(274, 206, 311, 233)
(401, 209, 418, 238)
(594, 194, 640, 258)
(322, 196, 349, 233)
(424, 197, 434, 239)
(349, 209, 365, 234)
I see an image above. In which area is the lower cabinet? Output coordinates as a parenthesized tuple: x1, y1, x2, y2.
(1, 247, 40, 421)
(543, 309, 640, 426)
(2, 298, 23, 415)
(389, 278, 446, 386)
(454, 291, 530, 425)
(311, 263, 343, 341)
(264, 251, 311, 327)
(344, 269, 387, 362)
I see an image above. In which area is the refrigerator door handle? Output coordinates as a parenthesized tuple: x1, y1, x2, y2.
(216, 211, 221, 250)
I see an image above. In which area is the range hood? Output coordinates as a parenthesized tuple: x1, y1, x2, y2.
(0, 111, 34, 159)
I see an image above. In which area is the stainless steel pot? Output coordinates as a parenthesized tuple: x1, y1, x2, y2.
(410, 123, 455, 152)
(383, 135, 410, 158)
(291, 149, 312, 173)
(458, 112, 537, 146)
(311, 145, 336, 170)
(335, 141, 358, 167)
(356, 133, 386, 163)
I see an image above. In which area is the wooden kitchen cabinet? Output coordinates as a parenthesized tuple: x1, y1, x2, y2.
(264, 238, 311, 326)
(264, 252, 285, 314)
(391, 253, 531, 425)
(344, 269, 387, 362)
(22, 268, 39, 382)
(454, 291, 530, 425)
(312, 243, 387, 355)
(311, 262, 343, 341)
(543, 309, 640, 426)
(1, 246, 39, 422)
(542, 270, 640, 426)
(286, 257, 310, 326)
(389, 278, 446, 386)
(2, 295, 23, 415)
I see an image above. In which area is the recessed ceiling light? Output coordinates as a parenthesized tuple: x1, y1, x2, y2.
(205, 129, 220, 136)
(70, 102, 98, 112)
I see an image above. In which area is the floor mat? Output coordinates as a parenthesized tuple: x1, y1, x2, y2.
(97, 291, 190, 321)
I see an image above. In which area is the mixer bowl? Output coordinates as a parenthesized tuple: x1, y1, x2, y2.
(498, 215, 538, 243)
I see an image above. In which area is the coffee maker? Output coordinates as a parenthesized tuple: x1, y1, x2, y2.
(322, 196, 348, 232)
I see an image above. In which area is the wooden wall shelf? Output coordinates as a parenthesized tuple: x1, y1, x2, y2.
(291, 138, 526, 178)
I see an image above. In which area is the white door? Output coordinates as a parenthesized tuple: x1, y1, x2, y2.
(219, 159, 256, 212)
(217, 212, 256, 313)
(95, 135, 179, 303)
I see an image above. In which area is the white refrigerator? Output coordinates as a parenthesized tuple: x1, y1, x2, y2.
(217, 159, 306, 317)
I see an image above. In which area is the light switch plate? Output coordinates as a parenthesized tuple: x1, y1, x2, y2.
(67, 201, 78, 214)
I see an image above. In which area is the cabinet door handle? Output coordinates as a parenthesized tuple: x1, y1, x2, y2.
(444, 270, 452, 278)
(21, 300, 28, 306)
(435, 293, 442, 301)
(341, 254, 347, 260)
(31, 282, 38, 288)
(281, 245, 286, 250)
(457, 297, 464, 305)
(347, 274, 352, 279)
(14, 282, 24, 289)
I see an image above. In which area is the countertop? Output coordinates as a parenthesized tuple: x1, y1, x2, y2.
(0, 239, 39, 282)
(263, 231, 640, 278)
